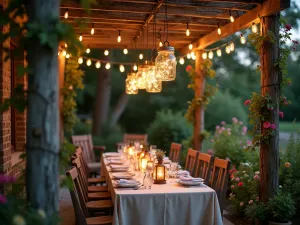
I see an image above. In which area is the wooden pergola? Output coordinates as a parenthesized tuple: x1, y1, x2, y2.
(60, 0, 290, 202)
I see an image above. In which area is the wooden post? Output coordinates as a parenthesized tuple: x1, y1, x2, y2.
(58, 52, 65, 141)
(193, 50, 205, 151)
(259, 14, 280, 203)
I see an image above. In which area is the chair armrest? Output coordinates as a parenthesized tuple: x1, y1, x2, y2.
(93, 145, 106, 152)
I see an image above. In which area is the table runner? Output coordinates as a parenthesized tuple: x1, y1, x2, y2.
(101, 154, 223, 225)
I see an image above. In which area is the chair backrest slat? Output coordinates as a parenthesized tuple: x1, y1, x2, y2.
(169, 142, 182, 163)
(74, 147, 89, 177)
(123, 134, 148, 144)
(72, 158, 89, 203)
(185, 148, 199, 176)
(194, 153, 214, 185)
(72, 134, 95, 163)
(210, 157, 231, 216)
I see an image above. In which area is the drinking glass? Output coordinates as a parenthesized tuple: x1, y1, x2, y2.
(170, 162, 178, 178)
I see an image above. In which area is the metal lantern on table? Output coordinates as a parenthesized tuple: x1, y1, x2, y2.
(153, 159, 167, 184)
(146, 63, 162, 93)
(125, 72, 138, 95)
(136, 64, 149, 89)
(155, 42, 177, 81)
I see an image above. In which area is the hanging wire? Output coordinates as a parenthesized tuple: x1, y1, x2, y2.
(164, 0, 169, 42)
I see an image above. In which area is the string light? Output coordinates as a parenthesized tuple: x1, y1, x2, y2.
(123, 48, 128, 54)
(192, 54, 196, 60)
(202, 52, 207, 59)
(117, 30, 121, 43)
(91, 23, 95, 35)
(187, 53, 191, 59)
(86, 59, 91, 66)
(189, 44, 193, 50)
(159, 41, 163, 47)
(208, 51, 213, 59)
(179, 57, 185, 65)
(66, 53, 70, 59)
(104, 50, 109, 56)
(95, 61, 101, 68)
(252, 23, 258, 33)
(58, 52, 60, 56)
(62, 50, 66, 56)
(119, 64, 125, 72)
(133, 64, 138, 71)
(216, 49, 222, 57)
(230, 42, 235, 51)
(64, 9, 68, 19)
(86, 46, 90, 54)
(105, 63, 111, 70)
(64, 43, 68, 48)
(191, 52, 195, 58)
(217, 24, 221, 35)
(225, 45, 231, 54)
(79, 33, 82, 42)
(78, 57, 83, 64)
(139, 53, 143, 60)
(186, 22, 190, 36)
(240, 34, 246, 44)
(229, 10, 234, 23)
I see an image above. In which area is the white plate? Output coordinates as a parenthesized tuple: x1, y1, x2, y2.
(114, 181, 139, 188)
(112, 172, 134, 179)
(177, 180, 203, 186)
(109, 168, 128, 172)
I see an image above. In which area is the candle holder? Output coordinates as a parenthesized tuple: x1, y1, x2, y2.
(153, 159, 167, 184)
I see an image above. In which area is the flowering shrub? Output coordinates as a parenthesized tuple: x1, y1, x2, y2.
(211, 118, 259, 167)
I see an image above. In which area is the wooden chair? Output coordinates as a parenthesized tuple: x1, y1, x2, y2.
(194, 153, 214, 185)
(66, 167, 113, 225)
(66, 167, 113, 216)
(210, 157, 231, 217)
(72, 158, 111, 201)
(184, 148, 199, 176)
(72, 134, 105, 174)
(123, 133, 148, 144)
(169, 142, 182, 163)
(74, 147, 106, 187)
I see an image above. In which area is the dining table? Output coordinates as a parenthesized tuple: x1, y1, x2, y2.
(101, 152, 223, 225)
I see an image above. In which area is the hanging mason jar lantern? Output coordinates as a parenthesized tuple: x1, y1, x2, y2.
(136, 64, 149, 89)
(125, 73, 138, 95)
(155, 41, 177, 81)
(146, 63, 162, 93)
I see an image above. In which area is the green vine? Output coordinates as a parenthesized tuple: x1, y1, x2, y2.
(245, 17, 297, 151)
(185, 59, 218, 124)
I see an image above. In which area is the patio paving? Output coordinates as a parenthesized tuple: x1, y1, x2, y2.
(59, 187, 234, 225)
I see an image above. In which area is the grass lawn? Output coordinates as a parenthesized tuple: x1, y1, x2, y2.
(279, 121, 300, 132)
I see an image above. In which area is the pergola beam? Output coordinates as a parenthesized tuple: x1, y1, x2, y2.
(180, 0, 290, 53)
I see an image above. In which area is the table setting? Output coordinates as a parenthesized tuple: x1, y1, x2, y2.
(101, 142, 223, 225)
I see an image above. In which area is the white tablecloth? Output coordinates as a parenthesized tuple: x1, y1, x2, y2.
(101, 154, 223, 225)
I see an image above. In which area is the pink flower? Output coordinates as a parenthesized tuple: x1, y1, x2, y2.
(0, 194, 7, 204)
(216, 125, 220, 130)
(221, 121, 226, 125)
(244, 99, 251, 106)
(221, 127, 225, 131)
(0, 174, 16, 183)
(239, 121, 243, 125)
(232, 117, 238, 123)
(238, 182, 244, 187)
(207, 149, 214, 155)
(231, 185, 235, 189)
(185, 65, 192, 72)
(227, 128, 231, 132)
(254, 175, 260, 180)
(268, 107, 273, 111)
(243, 126, 248, 133)
(256, 197, 259, 201)
(285, 24, 292, 31)
(235, 177, 240, 182)
(279, 111, 284, 119)
(263, 121, 270, 129)
(270, 124, 276, 129)
(248, 200, 254, 204)
(247, 140, 252, 146)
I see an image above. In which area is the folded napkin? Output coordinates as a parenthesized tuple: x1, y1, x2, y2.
(176, 170, 190, 176)
(104, 152, 121, 157)
(109, 159, 123, 164)
(163, 157, 169, 160)
(116, 179, 137, 185)
(110, 165, 129, 170)
(180, 176, 203, 182)
(163, 159, 171, 164)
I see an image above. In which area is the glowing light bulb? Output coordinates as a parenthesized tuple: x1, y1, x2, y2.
(95, 61, 101, 68)
(179, 57, 185, 65)
(66, 53, 70, 59)
(62, 50, 66, 56)
(230, 16, 234, 23)
(64, 9, 68, 19)
(78, 57, 83, 64)
(123, 48, 128, 54)
(192, 54, 196, 60)
(133, 64, 138, 71)
(187, 53, 191, 59)
(252, 23, 258, 33)
(202, 52, 207, 59)
(216, 49, 222, 57)
(117, 35, 121, 43)
(226, 45, 231, 54)
(86, 47, 90, 54)
(64, 43, 68, 48)
(58, 52, 60, 56)
(186, 22, 190, 36)
(240, 34, 246, 44)
(79, 34, 82, 42)
(86, 59, 91, 66)
(189, 44, 193, 50)
(217, 24, 221, 35)
(208, 51, 213, 59)
(91, 23, 95, 35)
(119, 64, 125, 72)
(230, 42, 235, 51)
(139, 53, 143, 60)
(105, 63, 111, 70)
(159, 41, 163, 47)
(191, 52, 195, 58)
(104, 50, 109, 56)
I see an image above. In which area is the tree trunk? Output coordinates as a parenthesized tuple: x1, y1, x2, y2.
(26, 0, 60, 218)
(109, 93, 128, 127)
(259, 14, 280, 203)
(193, 50, 205, 151)
(92, 67, 111, 136)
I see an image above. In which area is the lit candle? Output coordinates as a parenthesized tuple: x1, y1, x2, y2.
(146, 161, 154, 170)
(141, 158, 148, 172)
(128, 147, 133, 155)
(157, 167, 164, 179)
